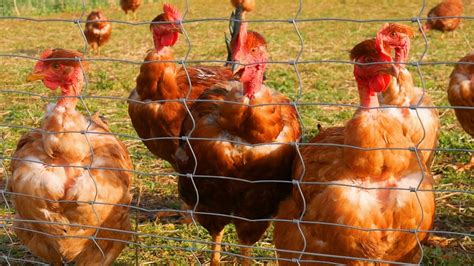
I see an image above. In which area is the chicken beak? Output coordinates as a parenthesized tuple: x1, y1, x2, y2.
(26, 73, 45, 82)
(232, 63, 244, 79)
(174, 24, 183, 34)
(379, 64, 399, 78)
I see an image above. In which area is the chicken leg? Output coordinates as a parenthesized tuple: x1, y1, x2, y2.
(89, 43, 97, 56)
(210, 229, 224, 266)
(235, 220, 267, 266)
(240, 244, 252, 266)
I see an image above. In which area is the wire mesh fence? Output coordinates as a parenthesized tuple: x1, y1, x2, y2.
(0, 0, 473, 265)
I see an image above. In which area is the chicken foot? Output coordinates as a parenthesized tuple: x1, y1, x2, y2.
(454, 154, 474, 172)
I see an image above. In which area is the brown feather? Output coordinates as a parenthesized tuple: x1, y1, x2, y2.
(350, 39, 380, 61)
(448, 53, 474, 137)
(380, 68, 440, 168)
(38, 49, 87, 70)
(120, 0, 141, 14)
(84, 11, 112, 51)
(176, 81, 301, 246)
(128, 48, 233, 167)
(10, 110, 132, 265)
(383, 23, 415, 38)
(423, 0, 464, 32)
(10, 50, 132, 264)
(274, 39, 435, 265)
(274, 111, 435, 265)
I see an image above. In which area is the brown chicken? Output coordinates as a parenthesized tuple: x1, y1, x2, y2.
(120, 0, 141, 21)
(274, 39, 435, 265)
(176, 23, 301, 266)
(422, 0, 464, 32)
(448, 52, 474, 170)
(84, 11, 112, 55)
(9, 49, 132, 265)
(128, 4, 234, 168)
(377, 23, 440, 167)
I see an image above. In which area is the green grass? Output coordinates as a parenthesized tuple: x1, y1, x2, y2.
(0, 0, 473, 264)
(0, 0, 162, 16)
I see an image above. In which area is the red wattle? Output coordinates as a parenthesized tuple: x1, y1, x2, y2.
(369, 75, 391, 93)
(160, 32, 178, 47)
(43, 79, 61, 90)
(241, 66, 264, 99)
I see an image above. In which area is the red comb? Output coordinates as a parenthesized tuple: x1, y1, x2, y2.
(163, 3, 182, 20)
(39, 49, 54, 60)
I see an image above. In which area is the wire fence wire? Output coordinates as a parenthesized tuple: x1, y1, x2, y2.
(0, 0, 473, 265)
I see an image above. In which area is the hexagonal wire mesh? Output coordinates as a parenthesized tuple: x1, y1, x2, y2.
(0, 0, 473, 265)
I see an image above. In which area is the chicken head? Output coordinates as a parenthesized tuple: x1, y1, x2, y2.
(27, 49, 86, 93)
(150, 3, 182, 51)
(27, 49, 87, 110)
(87, 11, 108, 29)
(351, 39, 399, 107)
(376, 23, 414, 63)
(231, 23, 268, 98)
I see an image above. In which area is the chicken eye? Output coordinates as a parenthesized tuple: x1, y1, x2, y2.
(251, 48, 256, 53)
(390, 32, 397, 37)
(364, 57, 373, 63)
(52, 63, 60, 70)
